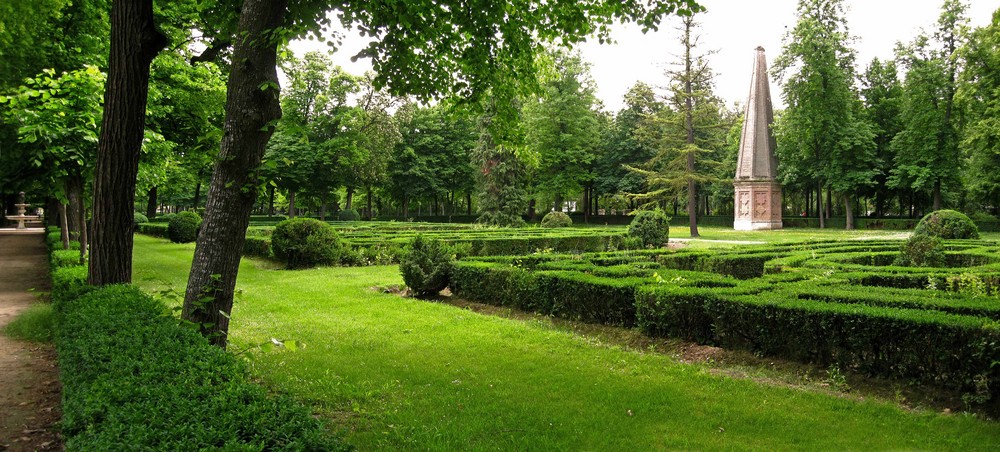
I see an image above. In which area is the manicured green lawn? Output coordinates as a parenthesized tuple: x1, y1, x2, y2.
(132, 234, 999, 449)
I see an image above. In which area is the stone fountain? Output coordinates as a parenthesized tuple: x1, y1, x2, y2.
(6, 192, 43, 230)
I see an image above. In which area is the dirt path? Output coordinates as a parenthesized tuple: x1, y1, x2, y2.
(0, 231, 61, 451)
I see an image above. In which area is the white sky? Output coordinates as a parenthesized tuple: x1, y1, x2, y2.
(289, 0, 997, 112)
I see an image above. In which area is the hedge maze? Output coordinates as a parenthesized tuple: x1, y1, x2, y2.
(449, 239, 1000, 411)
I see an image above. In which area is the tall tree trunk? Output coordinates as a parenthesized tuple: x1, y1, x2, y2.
(528, 198, 536, 221)
(817, 182, 825, 229)
(182, 0, 287, 348)
(59, 203, 70, 250)
(66, 178, 82, 240)
(366, 186, 374, 220)
(582, 186, 590, 224)
(844, 194, 855, 230)
(145, 186, 158, 218)
(402, 196, 409, 219)
(267, 185, 275, 216)
(89, 0, 167, 286)
(345, 187, 354, 210)
(79, 203, 89, 265)
(193, 178, 202, 210)
(466, 192, 472, 216)
(319, 192, 327, 221)
(554, 193, 563, 212)
(933, 180, 942, 211)
(826, 186, 832, 220)
(288, 191, 296, 218)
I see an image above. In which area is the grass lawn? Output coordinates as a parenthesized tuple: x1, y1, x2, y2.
(131, 234, 999, 450)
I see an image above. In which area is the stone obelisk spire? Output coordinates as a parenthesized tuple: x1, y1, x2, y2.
(734, 47, 782, 230)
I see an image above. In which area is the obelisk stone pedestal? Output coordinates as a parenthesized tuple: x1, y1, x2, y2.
(734, 47, 782, 231)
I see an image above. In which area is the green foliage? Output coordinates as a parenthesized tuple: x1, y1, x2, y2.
(400, 236, 454, 297)
(133, 212, 148, 226)
(271, 217, 345, 269)
(167, 210, 202, 243)
(773, 0, 876, 226)
(54, 285, 347, 450)
(628, 210, 670, 248)
(913, 210, 979, 239)
(338, 209, 361, 221)
(524, 49, 601, 208)
(894, 234, 946, 267)
(960, 10, 1000, 210)
(540, 211, 573, 228)
(137, 222, 169, 239)
(3, 303, 55, 343)
(50, 249, 81, 270)
(51, 265, 90, 306)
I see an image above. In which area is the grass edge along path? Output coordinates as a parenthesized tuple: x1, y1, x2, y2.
(131, 234, 1000, 450)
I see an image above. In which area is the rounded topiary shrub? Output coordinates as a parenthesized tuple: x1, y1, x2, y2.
(337, 209, 361, 221)
(628, 210, 670, 248)
(894, 233, 946, 267)
(400, 236, 454, 298)
(133, 212, 148, 226)
(913, 209, 979, 239)
(271, 218, 345, 269)
(540, 211, 572, 228)
(167, 211, 202, 243)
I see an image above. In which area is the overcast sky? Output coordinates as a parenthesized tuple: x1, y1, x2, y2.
(289, 1, 997, 112)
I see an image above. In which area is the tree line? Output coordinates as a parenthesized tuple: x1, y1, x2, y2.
(1, 0, 999, 346)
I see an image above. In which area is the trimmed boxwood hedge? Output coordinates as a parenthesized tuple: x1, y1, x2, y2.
(54, 285, 346, 451)
(45, 227, 348, 450)
(447, 239, 1000, 412)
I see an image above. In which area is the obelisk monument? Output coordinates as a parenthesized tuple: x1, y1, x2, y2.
(734, 47, 782, 230)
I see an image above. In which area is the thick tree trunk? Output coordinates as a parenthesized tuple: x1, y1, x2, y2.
(402, 196, 409, 219)
(267, 185, 275, 216)
(554, 193, 563, 213)
(59, 204, 70, 250)
(145, 186, 157, 218)
(844, 194, 855, 230)
(193, 179, 202, 210)
(88, 0, 167, 285)
(288, 191, 296, 218)
(79, 203, 88, 265)
(817, 182, 825, 229)
(933, 180, 942, 211)
(182, 0, 287, 348)
(466, 192, 472, 216)
(65, 178, 82, 241)
(582, 186, 590, 224)
(345, 187, 354, 210)
(319, 192, 327, 221)
(366, 186, 373, 220)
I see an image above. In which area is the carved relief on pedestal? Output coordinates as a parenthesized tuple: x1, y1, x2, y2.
(754, 192, 769, 220)
(771, 191, 782, 220)
(737, 191, 752, 219)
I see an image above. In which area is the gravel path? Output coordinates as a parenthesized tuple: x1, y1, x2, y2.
(0, 231, 61, 451)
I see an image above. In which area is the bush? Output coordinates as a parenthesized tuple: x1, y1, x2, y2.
(133, 212, 148, 226)
(628, 210, 670, 248)
(51, 265, 91, 307)
(400, 236, 454, 297)
(337, 209, 361, 221)
(913, 210, 979, 239)
(540, 211, 573, 228)
(894, 234, 946, 267)
(272, 217, 345, 268)
(167, 211, 202, 243)
(55, 285, 346, 451)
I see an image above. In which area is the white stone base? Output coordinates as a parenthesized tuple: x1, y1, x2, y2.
(733, 219, 783, 231)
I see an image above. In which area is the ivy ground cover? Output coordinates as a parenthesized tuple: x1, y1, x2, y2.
(131, 235, 1000, 449)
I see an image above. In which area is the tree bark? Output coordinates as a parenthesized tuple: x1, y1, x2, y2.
(65, 178, 82, 241)
(466, 192, 472, 216)
(345, 186, 354, 210)
(817, 182, 825, 229)
(88, 0, 167, 286)
(267, 185, 275, 216)
(844, 194, 855, 230)
(288, 190, 296, 218)
(145, 186, 157, 219)
(79, 203, 88, 265)
(182, 0, 287, 348)
(933, 180, 942, 211)
(366, 186, 373, 220)
(59, 203, 70, 250)
(319, 192, 327, 221)
(582, 186, 590, 224)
